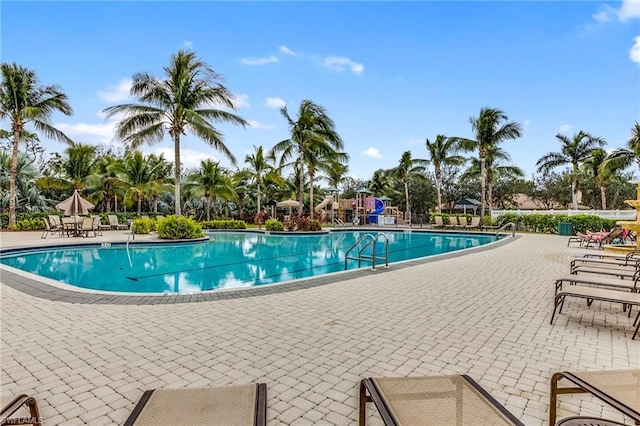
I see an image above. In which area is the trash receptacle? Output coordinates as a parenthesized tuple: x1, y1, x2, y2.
(558, 222, 573, 236)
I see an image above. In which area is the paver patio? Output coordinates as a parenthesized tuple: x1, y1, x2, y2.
(1, 231, 638, 425)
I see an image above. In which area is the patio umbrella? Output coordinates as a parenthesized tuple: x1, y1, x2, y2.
(276, 199, 301, 216)
(56, 190, 95, 216)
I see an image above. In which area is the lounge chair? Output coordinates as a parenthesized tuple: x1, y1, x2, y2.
(549, 369, 640, 425)
(433, 215, 444, 228)
(465, 216, 480, 230)
(1, 394, 41, 426)
(40, 217, 60, 239)
(555, 274, 639, 294)
(551, 286, 640, 339)
(359, 375, 524, 425)
(446, 216, 459, 229)
(108, 215, 128, 230)
(124, 383, 267, 426)
(570, 255, 640, 270)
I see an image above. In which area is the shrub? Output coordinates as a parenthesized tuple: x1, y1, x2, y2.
(131, 218, 154, 234)
(10, 218, 46, 231)
(295, 217, 322, 231)
(264, 218, 284, 231)
(493, 213, 619, 234)
(200, 219, 247, 229)
(156, 215, 205, 239)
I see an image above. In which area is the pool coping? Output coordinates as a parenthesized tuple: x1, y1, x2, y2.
(0, 231, 519, 305)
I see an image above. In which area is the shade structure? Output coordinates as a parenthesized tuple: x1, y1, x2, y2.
(276, 199, 301, 209)
(56, 190, 95, 216)
(276, 199, 301, 217)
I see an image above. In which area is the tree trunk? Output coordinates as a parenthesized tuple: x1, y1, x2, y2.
(600, 185, 607, 210)
(137, 193, 142, 215)
(480, 155, 486, 227)
(298, 159, 304, 218)
(206, 195, 211, 221)
(9, 129, 20, 227)
(435, 168, 442, 213)
(309, 170, 315, 218)
(404, 179, 410, 224)
(173, 134, 182, 216)
(256, 181, 262, 213)
(571, 179, 578, 210)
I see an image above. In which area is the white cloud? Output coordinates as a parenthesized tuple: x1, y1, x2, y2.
(265, 97, 286, 109)
(152, 147, 218, 169)
(592, 10, 611, 22)
(183, 40, 193, 48)
(559, 124, 573, 133)
(55, 121, 117, 143)
(279, 45, 296, 56)
(231, 93, 250, 108)
(97, 79, 132, 103)
(323, 56, 364, 75)
(363, 147, 382, 159)
(618, 0, 640, 21)
(630, 36, 640, 63)
(523, 119, 531, 129)
(248, 120, 275, 130)
(241, 55, 279, 66)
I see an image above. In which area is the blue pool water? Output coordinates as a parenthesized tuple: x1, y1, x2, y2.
(0, 230, 499, 293)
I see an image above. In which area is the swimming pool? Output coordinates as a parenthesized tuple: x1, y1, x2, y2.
(0, 230, 500, 294)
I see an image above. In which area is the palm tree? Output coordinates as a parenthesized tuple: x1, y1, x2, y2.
(0, 150, 48, 212)
(110, 151, 169, 215)
(244, 145, 283, 213)
(425, 135, 466, 213)
(583, 147, 611, 209)
(457, 107, 522, 223)
(271, 99, 343, 216)
(368, 169, 393, 197)
(536, 131, 605, 209)
(102, 50, 247, 217)
(37, 143, 98, 194)
(393, 151, 428, 223)
(184, 160, 235, 221)
(0, 63, 73, 226)
(604, 122, 640, 176)
(461, 144, 523, 210)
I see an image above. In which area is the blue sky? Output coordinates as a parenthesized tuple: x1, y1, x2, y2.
(2, 1, 639, 181)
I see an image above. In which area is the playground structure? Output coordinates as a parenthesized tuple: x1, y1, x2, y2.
(314, 191, 405, 226)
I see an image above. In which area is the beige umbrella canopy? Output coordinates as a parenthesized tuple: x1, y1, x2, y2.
(56, 190, 95, 216)
(276, 199, 302, 216)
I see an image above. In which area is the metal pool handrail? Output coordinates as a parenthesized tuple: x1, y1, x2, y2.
(345, 233, 389, 271)
(496, 222, 516, 237)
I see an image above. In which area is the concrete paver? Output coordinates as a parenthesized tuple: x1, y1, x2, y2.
(0, 230, 639, 425)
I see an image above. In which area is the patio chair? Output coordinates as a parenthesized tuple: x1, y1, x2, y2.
(433, 215, 444, 228)
(80, 217, 97, 238)
(124, 383, 267, 426)
(446, 216, 459, 229)
(359, 375, 524, 426)
(108, 215, 128, 230)
(549, 369, 640, 425)
(40, 217, 59, 239)
(465, 216, 480, 230)
(1, 394, 42, 426)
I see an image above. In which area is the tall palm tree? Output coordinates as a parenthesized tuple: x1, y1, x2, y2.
(461, 144, 523, 210)
(368, 169, 393, 197)
(0, 150, 48, 212)
(184, 160, 235, 221)
(244, 145, 282, 213)
(393, 150, 428, 223)
(425, 135, 466, 213)
(457, 107, 522, 223)
(102, 50, 247, 217)
(536, 131, 605, 209)
(37, 143, 98, 194)
(271, 99, 343, 216)
(583, 147, 611, 209)
(0, 63, 73, 226)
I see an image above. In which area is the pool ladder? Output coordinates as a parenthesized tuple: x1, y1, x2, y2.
(344, 233, 389, 271)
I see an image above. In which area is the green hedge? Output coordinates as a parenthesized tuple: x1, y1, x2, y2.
(156, 216, 205, 239)
(494, 213, 618, 234)
(200, 219, 247, 229)
(131, 218, 155, 234)
(11, 218, 47, 231)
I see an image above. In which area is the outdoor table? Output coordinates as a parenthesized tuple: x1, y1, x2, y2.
(550, 369, 640, 425)
(359, 375, 524, 425)
(61, 216, 84, 237)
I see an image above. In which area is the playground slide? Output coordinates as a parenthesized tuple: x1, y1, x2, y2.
(367, 197, 385, 223)
(314, 196, 333, 213)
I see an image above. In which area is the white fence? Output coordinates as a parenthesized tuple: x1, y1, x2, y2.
(491, 209, 638, 220)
